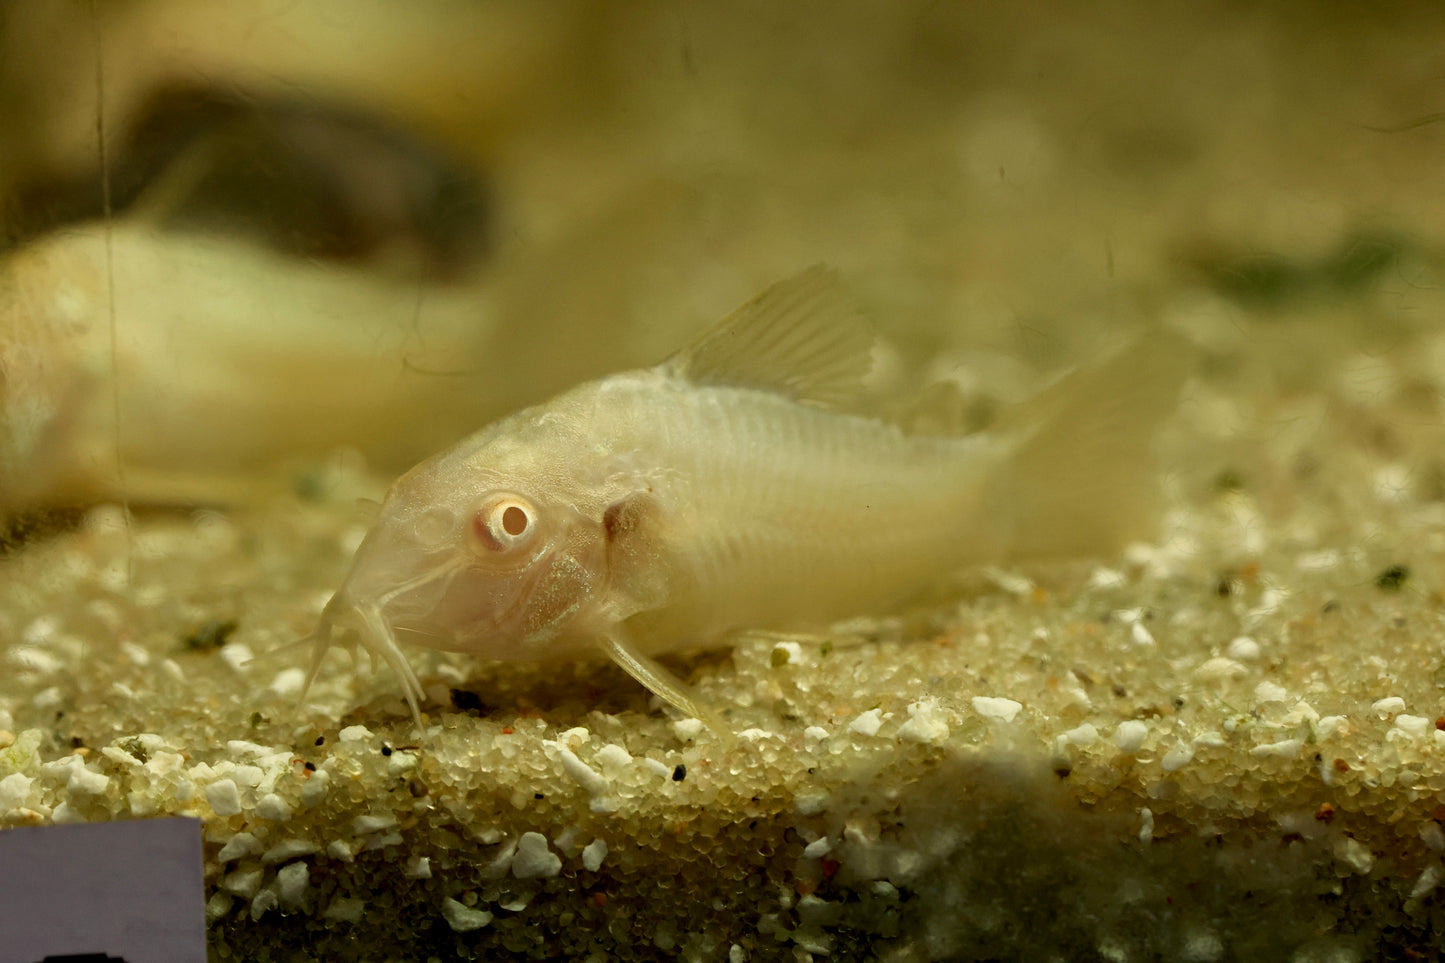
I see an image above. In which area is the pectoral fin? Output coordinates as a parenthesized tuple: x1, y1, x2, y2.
(598, 630, 725, 733)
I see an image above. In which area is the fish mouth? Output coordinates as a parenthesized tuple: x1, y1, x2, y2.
(299, 556, 469, 728)
(298, 600, 426, 729)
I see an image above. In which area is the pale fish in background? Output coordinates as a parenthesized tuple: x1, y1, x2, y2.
(0, 223, 508, 511)
(0, 0, 596, 515)
(299, 267, 1184, 727)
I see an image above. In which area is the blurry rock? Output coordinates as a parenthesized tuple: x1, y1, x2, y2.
(0, 0, 593, 210)
(7, 88, 494, 281)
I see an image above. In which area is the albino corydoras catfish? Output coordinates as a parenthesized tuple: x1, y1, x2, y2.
(298, 267, 1181, 728)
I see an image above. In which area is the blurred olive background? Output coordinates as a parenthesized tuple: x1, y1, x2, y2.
(7, 8, 1445, 957)
(2, 0, 1444, 521)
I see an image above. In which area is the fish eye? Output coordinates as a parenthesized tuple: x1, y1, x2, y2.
(501, 504, 528, 536)
(470, 494, 537, 554)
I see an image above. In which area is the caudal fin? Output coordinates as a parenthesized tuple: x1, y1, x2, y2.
(983, 333, 1188, 562)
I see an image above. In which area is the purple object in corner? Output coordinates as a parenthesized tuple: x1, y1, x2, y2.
(0, 818, 205, 963)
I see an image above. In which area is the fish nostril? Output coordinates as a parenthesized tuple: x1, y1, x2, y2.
(412, 507, 456, 543)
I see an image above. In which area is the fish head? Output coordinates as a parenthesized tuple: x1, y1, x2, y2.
(317, 432, 612, 673)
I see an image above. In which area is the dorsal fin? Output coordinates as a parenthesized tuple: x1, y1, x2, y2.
(666, 266, 876, 409)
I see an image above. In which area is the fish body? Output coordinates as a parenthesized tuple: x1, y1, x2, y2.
(571, 369, 997, 644)
(301, 268, 1180, 725)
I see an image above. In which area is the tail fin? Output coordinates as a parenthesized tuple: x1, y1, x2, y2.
(982, 333, 1188, 562)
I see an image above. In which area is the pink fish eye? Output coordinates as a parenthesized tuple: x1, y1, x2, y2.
(471, 496, 536, 552)
(501, 505, 528, 536)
